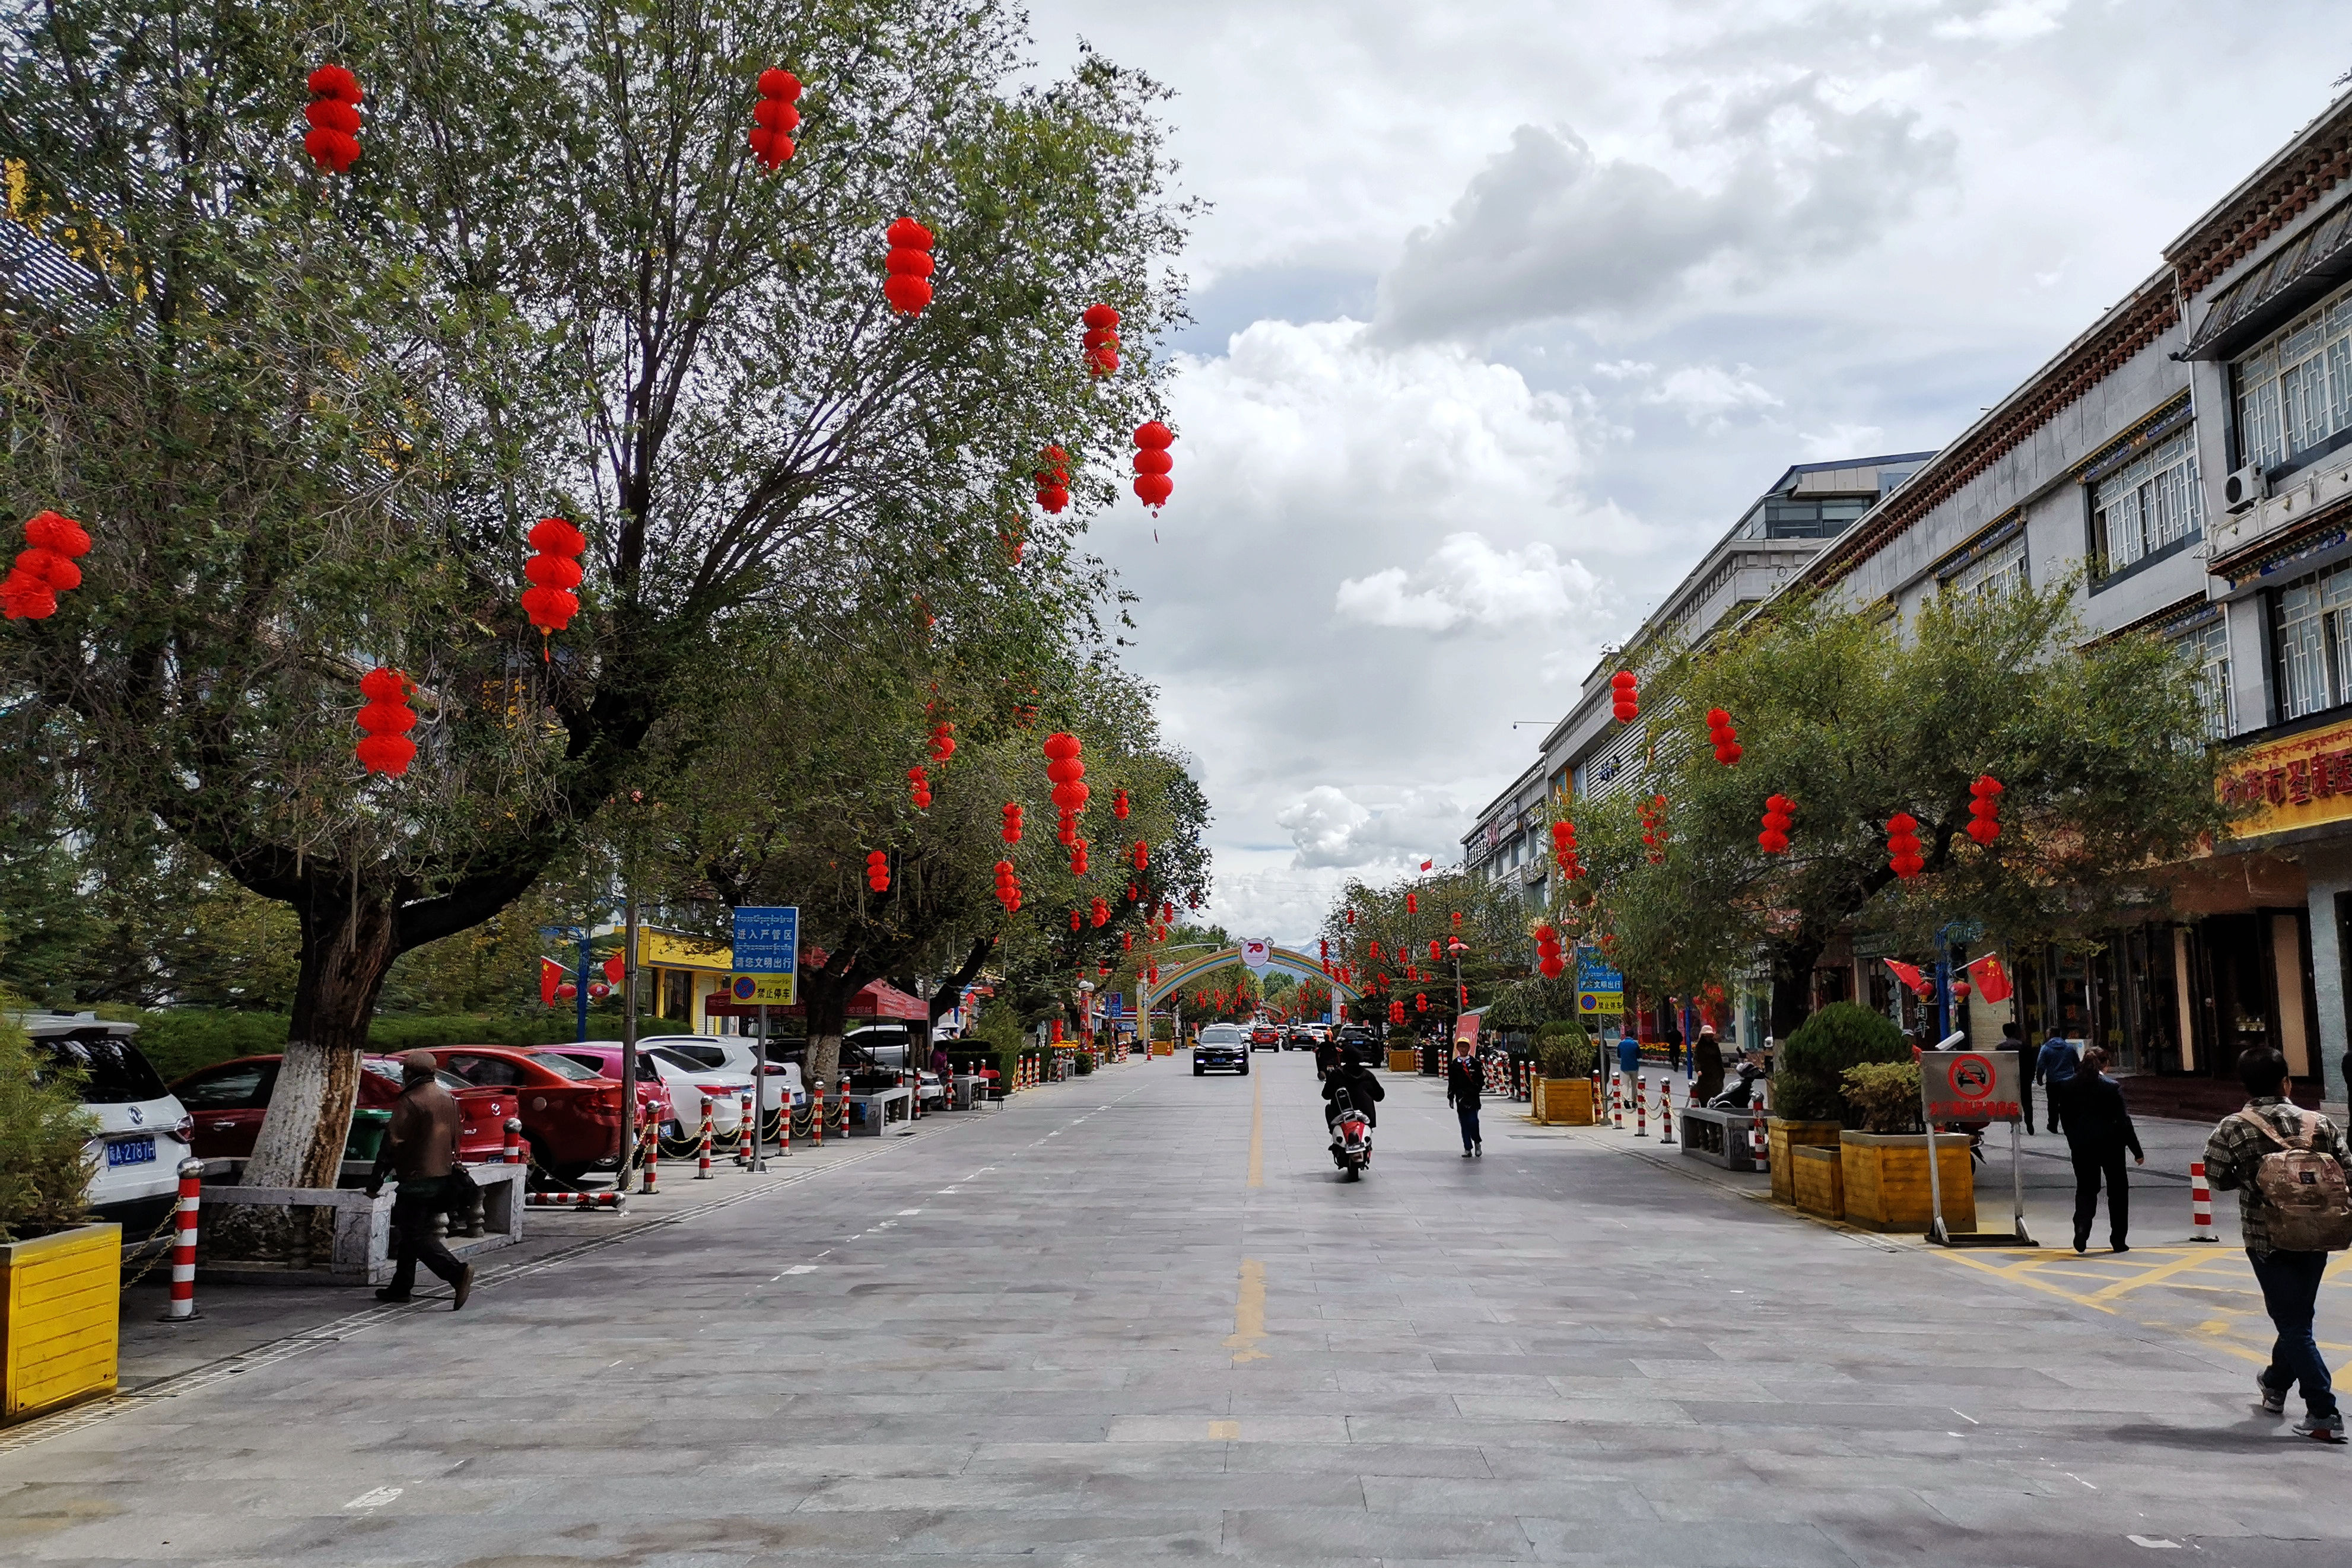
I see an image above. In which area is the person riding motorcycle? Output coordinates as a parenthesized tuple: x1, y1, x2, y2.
(1322, 1048, 1385, 1136)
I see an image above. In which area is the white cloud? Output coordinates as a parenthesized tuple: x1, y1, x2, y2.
(1798, 422, 1889, 461)
(1335, 533, 1599, 631)
(1276, 786, 1470, 870)
(1642, 364, 1783, 426)
(1933, 1, 2070, 44)
(1591, 358, 1655, 380)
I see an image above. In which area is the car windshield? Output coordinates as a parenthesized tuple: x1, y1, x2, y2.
(648, 1045, 722, 1074)
(34, 1035, 169, 1104)
(1200, 1026, 1242, 1044)
(360, 1060, 473, 1092)
(526, 1051, 605, 1082)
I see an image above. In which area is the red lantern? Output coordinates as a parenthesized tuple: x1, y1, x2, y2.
(1886, 812, 1924, 879)
(1952, 978, 1972, 1002)
(1610, 669, 1638, 724)
(1968, 774, 2004, 845)
(1428, 939, 1441, 963)
(748, 68, 802, 170)
(1404, 892, 1417, 916)
(1415, 992, 1427, 1014)
(1132, 421, 1174, 511)
(1706, 707, 1741, 766)
(994, 859, 1021, 912)
(1345, 907, 1355, 925)
(1390, 1000, 1406, 1025)
(1162, 901, 1175, 924)
(521, 516, 587, 655)
(303, 63, 363, 175)
(1001, 802, 1024, 843)
(1459, 982, 1468, 1009)
(1113, 789, 1130, 819)
(1036, 444, 1071, 514)
(1069, 909, 1082, 931)
(1639, 793, 1668, 863)
(1551, 818, 1583, 880)
(556, 981, 577, 1001)
(1450, 909, 1462, 929)
(1369, 940, 1383, 961)
(1131, 839, 1149, 871)
(2, 510, 92, 621)
(883, 218, 935, 316)
(1535, 923, 1565, 980)
(1148, 964, 1159, 984)
(866, 849, 891, 892)
(588, 981, 612, 1001)
(1121, 931, 1133, 952)
(928, 721, 955, 764)
(1090, 898, 1110, 927)
(1082, 303, 1121, 377)
(908, 765, 931, 809)
(1320, 939, 1329, 960)
(1759, 794, 1794, 854)
(354, 666, 418, 777)
(1071, 839, 1090, 876)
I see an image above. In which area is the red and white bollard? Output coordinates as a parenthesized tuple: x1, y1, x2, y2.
(1610, 1071, 1624, 1130)
(160, 1157, 204, 1323)
(502, 1115, 523, 1167)
(1634, 1074, 1648, 1137)
(778, 1086, 792, 1157)
(1590, 1066, 1602, 1115)
(812, 1077, 825, 1147)
(1748, 1079, 1769, 1166)
(2191, 1159, 2217, 1241)
(695, 1096, 715, 1179)
(640, 1105, 659, 1194)
(1657, 1078, 1675, 1144)
(736, 1090, 754, 1165)
(837, 1076, 851, 1138)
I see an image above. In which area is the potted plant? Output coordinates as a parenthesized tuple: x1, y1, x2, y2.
(0, 1003, 120, 1425)
(1836, 1060, 1976, 1232)
(1531, 1020, 1597, 1125)
(1766, 1003, 1905, 1204)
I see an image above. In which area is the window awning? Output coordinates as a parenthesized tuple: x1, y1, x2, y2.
(2186, 195, 2352, 360)
(770, 981, 930, 1022)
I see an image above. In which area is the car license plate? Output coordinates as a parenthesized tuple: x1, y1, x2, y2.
(106, 1136, 156, 1168)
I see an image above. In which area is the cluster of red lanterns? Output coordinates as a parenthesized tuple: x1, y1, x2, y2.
(1044, 732, 1088, 844)
(1388, 1000, 1406, 1025)
(883, 218, 935, 316)
(1000, 802, 1024, 842)
(1535, 923, 1565, 980)
(1132, 421, 1174, 511)
(907, 765, 931, 809)
(993, 860, 1021, 912)
(1070, 838, 1089, 875)
(3, 511, 91, 620)
(1759, 794, 1795, 854)
(1089, 897, 1110, 927)
(1551, 819, 1582, 879)
(522, 516, 586, 653)
(1083, 304, 1121, 377)
(1706, 707, 1741, 766)
(865, 850, 891, 892)
(929, 721, 955, 764)
(1415, 992, 1428, 1014)
(1035, 446, 1070, 514)
(302, 64, 364, 175)
(1886, 813, 1924, 879)
(1426, 938, 1441, 963)
(1968, 775, 2004, 844)
(1610, 670, 1639, 724)
(1404, 892, 1417, 915)
(1130, 839, 1149, 871)
(1113, 789, 1130, 819)
(748, 68, 802, 170)
(1638, 793, 1668, 863)
(354, 667, 417, 777)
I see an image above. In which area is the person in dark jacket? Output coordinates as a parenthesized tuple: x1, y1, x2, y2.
(2035, 1032, 2080, 1135)
(2052, 1044, 2143, 1253)
(2004, 1021, 2035, 1136)
(1446, 1041, 1483, 1157)
(365, 1051, 475, 1308)
(1323, 1050, 1384, 1134)
(1314, 1032, 1342, 1082)
(1690, 1027, 1725, 1106)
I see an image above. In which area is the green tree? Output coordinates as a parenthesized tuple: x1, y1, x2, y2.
(1317, 869, 1534, 1028)
(1568, 584, 2229, 1038)
(0, 0, 1184, 1187)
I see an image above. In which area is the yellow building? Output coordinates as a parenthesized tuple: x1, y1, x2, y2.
(637, 929, 734, 1035)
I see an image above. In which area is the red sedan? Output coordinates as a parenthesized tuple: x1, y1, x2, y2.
(415, 1046, 627, 1178)
(171, 1056, 514, 1165)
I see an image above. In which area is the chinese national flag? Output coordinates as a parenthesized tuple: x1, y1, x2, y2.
(1883, 958, 1929, 996)
(602, 953, 625, 985)
(1420, 858, 1434, 870)
(539, 956, 566, 1006)
(1966, 953, 2013, 1004)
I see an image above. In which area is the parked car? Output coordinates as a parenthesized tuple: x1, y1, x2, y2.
(1250, 1024, 1282, 1052)
(411, 1046, 628, 1179)
(631, 1035, 808, 1115)
(522, 1044, 676, 1131)
(617, 1043, 755, 1150)
(1193, 1023, 1249, 1076)
(21, 1013, 192, 1231)
(171, 1055, 514, 1166)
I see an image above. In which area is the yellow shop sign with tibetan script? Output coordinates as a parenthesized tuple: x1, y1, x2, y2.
(2220, 716, 2352, 837)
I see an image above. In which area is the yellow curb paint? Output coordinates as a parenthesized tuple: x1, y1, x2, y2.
(1207, 1419, 1240, 1440)
(1224, 1257, 1269, 1364)
(1248, 1067, 1264, 1189)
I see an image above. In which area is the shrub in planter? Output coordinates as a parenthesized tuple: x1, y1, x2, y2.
(1534, 1019, 1595, 1081)
(1841, 1061, 1924, 1134)
(1772, 1001, 1906, 1124)
(1073, 1051, 1095, 1075)
(0, 1005, 96, 1242)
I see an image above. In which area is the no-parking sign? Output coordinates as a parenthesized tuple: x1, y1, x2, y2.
(1921, 1049, 2020, 1122)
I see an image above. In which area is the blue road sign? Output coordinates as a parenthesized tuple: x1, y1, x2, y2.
(1575, 946, 1623, 993)
(732, 906, 799, 974)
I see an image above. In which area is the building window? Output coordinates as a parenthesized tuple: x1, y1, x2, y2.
(2233, 288, 2352, 473)
(1949, 535, 2028, 602)
(2092, 430, 2201, 574)
(1759, 496, 1874, 539)
(2271, 560, 2352, 721)
(2173, 620, 2233, 739)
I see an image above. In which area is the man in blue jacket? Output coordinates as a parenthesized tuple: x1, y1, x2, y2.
(2034, 1032, 2080, 1136)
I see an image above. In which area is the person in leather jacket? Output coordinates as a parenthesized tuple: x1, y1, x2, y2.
(1322, 1049, 1384, 1132)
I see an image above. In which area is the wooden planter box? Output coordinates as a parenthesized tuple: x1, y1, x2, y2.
(1387, 1047, 1417, 1073)
(1838, 1131, 1976, 1233)
(1531, 1077, 1594, 1125)
(1791, 1145, 1844, 1219)
(1766, 1119, 1842, 1204)
(1, 1223, 120, 1425)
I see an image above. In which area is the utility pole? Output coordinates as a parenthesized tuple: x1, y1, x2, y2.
(619, 889, 640, 1177)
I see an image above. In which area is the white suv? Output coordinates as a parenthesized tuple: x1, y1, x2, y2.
(19, 1013, 194, 1230)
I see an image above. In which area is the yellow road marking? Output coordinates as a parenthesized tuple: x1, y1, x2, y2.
(2086, 1248, 2234, 1303)
(1248, 1066, 1264, 1188)
(1224, 1257, 1269, 1363)
(1933, 1249, 2119, 1313)
(1207, 1419, 1240, 1439)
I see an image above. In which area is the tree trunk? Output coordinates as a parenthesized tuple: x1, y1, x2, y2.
(243, 874, 401, 1189)
(802, 967, 854, 1125)
(927, 937, 994, 1023)
(1767, 931, 1829, 1045)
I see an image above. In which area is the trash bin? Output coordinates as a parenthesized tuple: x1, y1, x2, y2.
(344, 1108, 392, 1162)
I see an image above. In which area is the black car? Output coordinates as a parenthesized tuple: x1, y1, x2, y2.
(1193, 1023, 1250, 1076)
(1285, 1027, 1315, 1051)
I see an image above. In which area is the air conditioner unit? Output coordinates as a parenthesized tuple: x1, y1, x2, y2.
(2224, 464, 2268, 513)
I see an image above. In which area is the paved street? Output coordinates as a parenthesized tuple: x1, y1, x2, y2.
(3, 1052, 2348, 1566)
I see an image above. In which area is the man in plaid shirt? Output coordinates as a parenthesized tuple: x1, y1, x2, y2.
(2204, 1045, 2345, 1443)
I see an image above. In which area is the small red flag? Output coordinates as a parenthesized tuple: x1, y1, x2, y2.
(1420, 858, 1434, 870)
(1965, 953, 2013, 1004)
(539, 956, 567, 1006)
(1883, 958, 1930, 997)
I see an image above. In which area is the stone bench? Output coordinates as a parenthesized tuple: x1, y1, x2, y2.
(198, 1162, 526, 1286)
(1679, 1106, 1757, 1171)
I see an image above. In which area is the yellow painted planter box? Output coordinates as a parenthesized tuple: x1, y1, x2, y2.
(1387, 1047, 1417, 1073)
(1838, 1131, 1976, 1233)
(2, 1223, 121, 1425)
(1531, 1078, 1595, 1125)
(1766, 1119, 1842, 1204)
(1791, 1144, 1844, 1219)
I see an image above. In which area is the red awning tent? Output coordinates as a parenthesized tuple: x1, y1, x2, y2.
(707, 980, 931, 1020)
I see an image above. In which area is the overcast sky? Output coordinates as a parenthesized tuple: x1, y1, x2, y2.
(1030, 0, 2352, 947)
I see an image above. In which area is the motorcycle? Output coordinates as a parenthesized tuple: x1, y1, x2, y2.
(1328, 1086, 1372, 1181)
(1707, 1060, 1763, 1111)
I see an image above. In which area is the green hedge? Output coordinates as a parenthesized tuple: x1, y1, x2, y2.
(129, 1009, 694, 1086)
(1772, 1002, 1908, 1124)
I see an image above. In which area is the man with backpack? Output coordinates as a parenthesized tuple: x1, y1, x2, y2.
(2204, 1046, 2351, 1443)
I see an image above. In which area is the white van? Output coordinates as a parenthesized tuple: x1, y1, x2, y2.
(18, 1013, 195, 1229)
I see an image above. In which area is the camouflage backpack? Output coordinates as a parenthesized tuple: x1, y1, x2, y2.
(2233, 1108, 2352, 1252)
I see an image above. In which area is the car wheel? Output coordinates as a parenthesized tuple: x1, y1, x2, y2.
(1238, 1062, 1250, 1076)
(1194, 1065, 1206, 1077)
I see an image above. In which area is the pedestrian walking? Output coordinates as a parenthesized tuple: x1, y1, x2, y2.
(2004, 1022, 2035, 1136)
(1660, 1025, 1683, 1074)
(2052, 1045, 2143, 1252)
(365, 1050, 475, 1309)
(2204, 1045, 2351, 1444)
(1691, 1026, 1724, 1105)
(1447, 1040, 1483, 1158)
(1615, 1029, 1640, 1083)
(2034, 1031, 2079, 1135)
